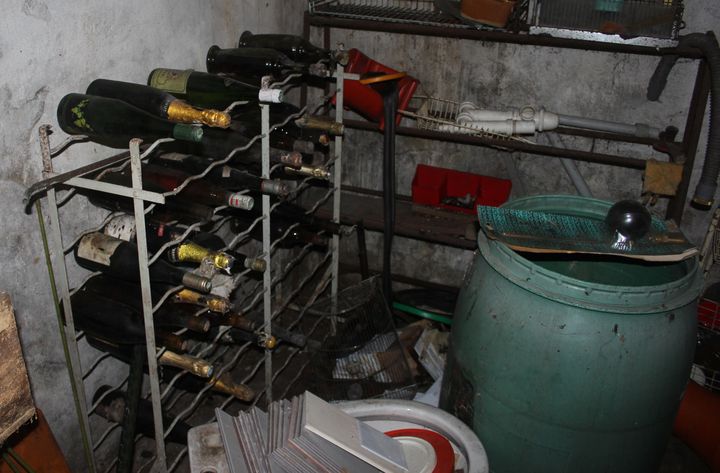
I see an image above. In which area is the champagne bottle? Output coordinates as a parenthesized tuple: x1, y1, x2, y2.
(155, 153, 294, 197)
(230, 214, 328, 249)
(82, 275, 229, 326)
(147, 68, 270, 110)
(86, 78, 230, 128)
(87, 335, 214, 378)
(209, 312, 307, 348)
(70, 287, 189, 352)
(162, 366, 255, 402)
(74, 232, 212, 293)
(206, 46, 328, 78)
(57, 93, 203, 148)
(103, 215, 266, 274)
(93, 385, 191, 444)
(87, 190, 216, 223)
(237, 31, 332, 65)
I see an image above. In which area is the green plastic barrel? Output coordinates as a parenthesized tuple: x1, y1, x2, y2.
(440, 195, 704, 473)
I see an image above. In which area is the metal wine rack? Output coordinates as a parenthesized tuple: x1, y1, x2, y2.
(27, 66, 353, 472)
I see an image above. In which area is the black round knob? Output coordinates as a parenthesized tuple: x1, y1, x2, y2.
(605, 200, 652, 240)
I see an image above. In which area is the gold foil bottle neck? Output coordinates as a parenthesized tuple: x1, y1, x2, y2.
(158, 351, 214, 378)
(166, 100, 231, 128)
(210, 373, 255, 401)
(173, 288, 232, 314)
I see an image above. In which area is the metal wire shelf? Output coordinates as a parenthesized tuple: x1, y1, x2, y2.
(308, 0, 469, 28)
(31, 66, 348, 473)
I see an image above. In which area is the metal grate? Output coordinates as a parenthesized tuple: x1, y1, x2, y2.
(694, 297, 720, 393)
(534, 0, 684, 39)
(309, 0, 469, 28)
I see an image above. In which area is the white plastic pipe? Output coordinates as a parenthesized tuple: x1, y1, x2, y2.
(439, 119, 537, 135)
(546, 132, 593, 197)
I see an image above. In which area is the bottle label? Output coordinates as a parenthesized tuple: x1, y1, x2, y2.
(227, 193, 254, 210)
(103, 215, 136, 242)
(78, 233, 123, 266)
(149, 68, 192, 94)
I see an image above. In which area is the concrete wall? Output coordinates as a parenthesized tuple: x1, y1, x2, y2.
(0, 1, 304, 470)
(316, 3, 720, 287)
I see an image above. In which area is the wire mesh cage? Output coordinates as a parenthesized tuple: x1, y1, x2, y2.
(290, 277, 418, 401)
(533, 0, 684, 39)
(308, 0, 531, 30)
(308, 0, 465, 28)
(692, 297, 720, 393)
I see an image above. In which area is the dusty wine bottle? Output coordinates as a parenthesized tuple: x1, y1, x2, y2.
(74, 232, 212, 293)
(230, 214, 328, 249)
(161, 366, 255, 401)
(155, 153, 295, 196)
(70, 287, 189, 352)
(147, 68, 277, 110)
(87, 335, 215, 378)
(206, 46, 329, 78)
(209, 312, 307, 348)
(82, 274, 228, 318)
(237, 31, 332, 65)
(103, 215, 266, 274)
(86, 78, 230, 128)
(57, 93, 203, 148)
(93, 385, 192, 444)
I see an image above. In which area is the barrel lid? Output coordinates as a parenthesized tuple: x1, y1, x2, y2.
(477, 195, 704, 313)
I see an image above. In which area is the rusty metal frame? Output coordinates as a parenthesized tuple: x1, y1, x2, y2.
(305, 11, 710, 225)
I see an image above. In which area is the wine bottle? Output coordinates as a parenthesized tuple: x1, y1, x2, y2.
(103, 164, 255, 211)
(155, 152, 295, 196)
(87, 335, 214, 378)
(87, 190, 216, 223)
(209, 312, 307, 348)
(271, 201, 342, 235)
(147, 68, 271, 110)
(93, 385, 191, 444)
(237, 31, 332, 65)
(162, 366, 255, 402)
(202, 324, 277, 350)
(81, 275, 228, 328)
(57, 93, 203, 148)
(103, 215, 266, 274)
(228, 103, 330, 151)
(206, 46, 328, 78)
(230, 214, 328, 249)
(70, 287, 189, 352)
(86, 78, 230, 128)
(74, 232, 212, 293)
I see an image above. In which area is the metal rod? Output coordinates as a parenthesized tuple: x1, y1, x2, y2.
(307, 15, 704, 58)
(261, 101, 273, 404)
(344, 119, 648, 169)
(117, 344, 145, 473)
(129, 138, 167, 471)
(666, 59, 711, 224)
(332, 63, 344, 304)
(35, 201, 96, 473)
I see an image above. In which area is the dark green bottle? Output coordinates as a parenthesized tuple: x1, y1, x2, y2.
(57, 93, 203, 148)
(147, 68, 263, 110)
(86, 78, 230, 128)
(237, 31, 331, 65)
(206, 46, 328, 78)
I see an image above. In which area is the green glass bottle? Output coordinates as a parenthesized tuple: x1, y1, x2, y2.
(147, 68, 266, 110)
(237, 31, 331, 65)
(86, 78, 230, 128)
(206, 46, 328, 78)
(57, 93, 203, 148)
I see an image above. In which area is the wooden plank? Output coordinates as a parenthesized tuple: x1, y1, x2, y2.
(0, 292, 36, 444)
(313, 187, 478, 250)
